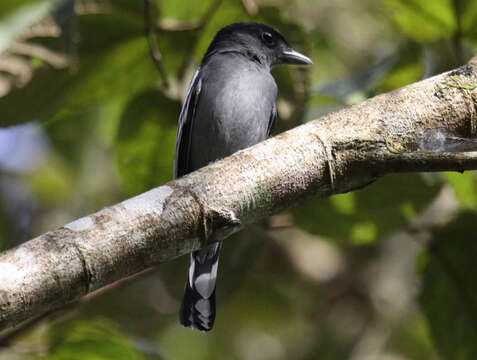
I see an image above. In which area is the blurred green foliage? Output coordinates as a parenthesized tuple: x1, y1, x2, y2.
(384, 0, 458, 42)
(0, 0, 476, 359)
(0, 0, 52, 52)
(115, 90, 179, 194)
(443, 172, 477, 210)
(293, 173, 442, 244)
(48, 318, 144, 359)
(420, 212, 477, 359)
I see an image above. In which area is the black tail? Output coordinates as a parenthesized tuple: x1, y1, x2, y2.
(179, 242, 221, 332)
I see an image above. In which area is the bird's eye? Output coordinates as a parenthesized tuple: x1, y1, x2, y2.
(261, 32, 275, 47)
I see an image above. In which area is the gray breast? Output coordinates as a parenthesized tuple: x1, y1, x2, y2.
(189, 54, 277, 171)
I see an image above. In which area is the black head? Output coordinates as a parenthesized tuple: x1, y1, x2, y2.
(203, 22, 312, 68)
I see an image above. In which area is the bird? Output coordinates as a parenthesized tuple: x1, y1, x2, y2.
(174, 22, 312, 332)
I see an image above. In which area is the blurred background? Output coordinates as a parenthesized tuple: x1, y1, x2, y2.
(0, 0, 477, 359)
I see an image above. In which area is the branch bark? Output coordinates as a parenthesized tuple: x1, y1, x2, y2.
(1, 57, 477, 330)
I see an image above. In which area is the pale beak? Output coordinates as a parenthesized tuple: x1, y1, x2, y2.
(280, 49, 313, 65)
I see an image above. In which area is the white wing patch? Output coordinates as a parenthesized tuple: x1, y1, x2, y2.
(193, 260, 219, 299)
(195, 299, 211, 316)
(188, 254, 196, 288)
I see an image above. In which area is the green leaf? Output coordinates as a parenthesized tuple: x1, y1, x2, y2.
(350, 220, 377, 245)
(156, 29, 199, 77)
(0, 0, 51, 17)
(27, 155, 75, 205)
(115, 89, 180, 196)
(47, 318, 143, 360)
(75, 11, 144, 56)
(157, 0, 246, 78)
(293, 173, 441, 244)
(387, 312, 435, 359)
(0, 0, 23, 15)
(194, 0, 249, 60)
(443, 172, 477, 210)
(0, 66, 68, 126)
(159, 323, 213, 360)
(45, 106, 104, 164)
(0, 0, 52, 52)
(376, 43, 423, 93)
(461, 0, 477, 39)
(329, 193, 356, 215)
(107, 0, 144, 18)
(377, 59, 422, 93)
(0, 36, 155, 128)
(158, 0, 218, 22)
(384, 0, 457, 42)
(65, 37, 156, 109)
(0, 4, 155, 127)
(419, 212, 477, 359)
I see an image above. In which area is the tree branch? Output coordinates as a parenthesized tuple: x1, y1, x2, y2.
(0, 57, 476, 330)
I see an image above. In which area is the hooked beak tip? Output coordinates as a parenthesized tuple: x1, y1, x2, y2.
(280, 49, 313, 66)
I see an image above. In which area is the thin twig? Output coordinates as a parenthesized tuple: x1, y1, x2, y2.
(0, 308, 70, 348)
(240, 0, 259, 16)
(157, 0, 223, 31)
(198, 0, 224, 28)
(9, 42, 69, 69)
(0, 267, 156, 347)
(144, 0, 168, 88)
(166, 0, 223, 81)
(379, 151, 477, 174)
